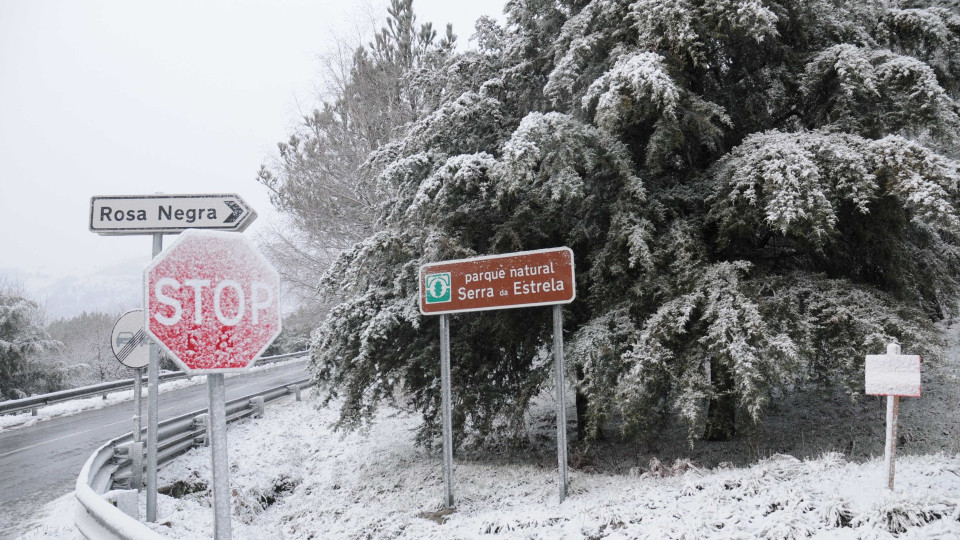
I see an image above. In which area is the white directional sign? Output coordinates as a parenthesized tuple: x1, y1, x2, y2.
(111, 309, 150, 369)
(90, 194, 257, 235)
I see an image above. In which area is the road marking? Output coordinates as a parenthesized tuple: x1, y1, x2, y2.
(0, 366, 307, 459)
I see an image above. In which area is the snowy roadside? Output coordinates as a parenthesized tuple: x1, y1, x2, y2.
(16, 493, 81, 540)
(112, 391, 960, 539)
(18, 387, 960, 539)
(0, 357, 307, 433)
(15, 319, 960, 539)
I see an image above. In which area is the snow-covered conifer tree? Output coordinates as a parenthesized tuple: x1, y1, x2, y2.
(0, 283, 61, 400)
(268, 0, 960, 446)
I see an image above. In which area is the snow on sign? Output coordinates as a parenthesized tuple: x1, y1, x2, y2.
(144, 230, 281, 373)
(419, 247, 575, 315)
(865, 346, 921, 397)
(90, 193, 257, 234)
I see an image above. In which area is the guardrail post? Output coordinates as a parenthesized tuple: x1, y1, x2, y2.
(286, 384, 301, 402)
(132, 441, 144, 491)
(31, 407, 38, 416)
(250, 397, 265, 418)
(106, 489, 139, 520)
(196, 413, 211, 447)
(118, 441, 144, 491)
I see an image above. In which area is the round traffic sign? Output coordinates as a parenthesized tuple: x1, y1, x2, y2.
(143, 230, 281, 373)
(111, 309, 149, 369)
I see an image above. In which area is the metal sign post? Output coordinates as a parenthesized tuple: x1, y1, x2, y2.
(110, 309, 150, 445)
(419, 247, 576, 506)
(885, 394, 899, 490)
(133, 369, 142, 443)
(439, 314, 454, 508)
(147, 233, 162, 522)
(207, 373, 231, 540)
(553, 305, 568, 501)
(865, 342, 921, 491)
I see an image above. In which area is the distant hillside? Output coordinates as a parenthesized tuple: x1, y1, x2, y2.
(1, 260, 145, 320)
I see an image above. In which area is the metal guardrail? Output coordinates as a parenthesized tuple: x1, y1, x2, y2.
(0, 350, 309, 416)
(75, 376, 315, 540)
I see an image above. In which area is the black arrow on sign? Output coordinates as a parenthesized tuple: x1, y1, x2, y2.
(224, 201, 244, 223)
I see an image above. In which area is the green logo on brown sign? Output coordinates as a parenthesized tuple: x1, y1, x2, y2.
(425, 273, 451, 304)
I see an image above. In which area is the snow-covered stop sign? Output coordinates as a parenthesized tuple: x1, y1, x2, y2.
(144, 229, 281, 373)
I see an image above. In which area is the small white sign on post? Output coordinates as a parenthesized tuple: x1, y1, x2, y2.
(865, 343, 921, 491)
(111, 309, 150, 369)
(111, 310, 149, 447)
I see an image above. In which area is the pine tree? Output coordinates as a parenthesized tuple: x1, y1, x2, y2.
(0, 283, 61, 400)
(258, 0, 458, 298)
(46, 311, 124, 386)
(271, 0, 960, 447)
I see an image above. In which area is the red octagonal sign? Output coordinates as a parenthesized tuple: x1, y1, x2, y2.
(144, 230, 281, 373)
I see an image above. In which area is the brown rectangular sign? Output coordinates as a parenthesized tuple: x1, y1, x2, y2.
(419, 247, 575, 315)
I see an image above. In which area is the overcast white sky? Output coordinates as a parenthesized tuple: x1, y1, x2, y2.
(0, 0, 506, 311)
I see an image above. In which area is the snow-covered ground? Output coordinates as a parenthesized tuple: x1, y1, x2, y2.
(0, 358, 306, 433)
(16, 322, 960, 538)
(145, 387, 960, 539)
(21, 386, 960, 539)
(16, 493, 78, 540)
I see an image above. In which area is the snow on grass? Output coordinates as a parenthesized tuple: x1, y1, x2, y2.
(141, 389, 960, 539)
(0, 358, 307, 433)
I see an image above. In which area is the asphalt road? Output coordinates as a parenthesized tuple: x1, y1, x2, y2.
(0, 360, 310, 538)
